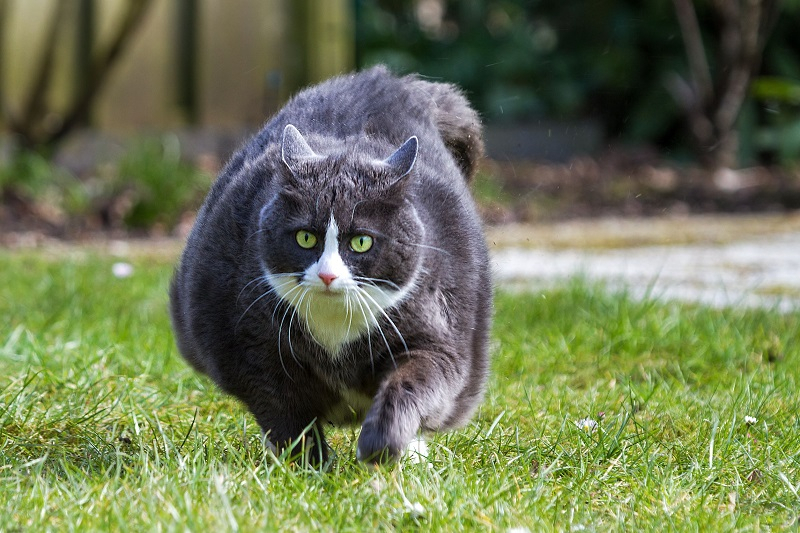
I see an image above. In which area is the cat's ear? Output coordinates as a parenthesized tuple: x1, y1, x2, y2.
(282, 124, 322, 173)
(383, 136, 418, 179)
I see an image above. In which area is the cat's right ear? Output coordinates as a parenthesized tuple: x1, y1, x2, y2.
(282, 124, 322, 174)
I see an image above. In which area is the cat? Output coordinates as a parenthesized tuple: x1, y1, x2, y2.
(169, 66, 492, 464)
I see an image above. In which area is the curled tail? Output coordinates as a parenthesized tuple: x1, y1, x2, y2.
(411, 78, 484, 182)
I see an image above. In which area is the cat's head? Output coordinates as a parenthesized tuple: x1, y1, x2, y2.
(256, 125, 425, 351)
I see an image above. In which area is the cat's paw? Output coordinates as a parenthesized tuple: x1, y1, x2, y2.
(357, 382, 421, 463)
(403, 435, 429, 465)
(261, 426, 329, 466)
(356, 422, 407, 464)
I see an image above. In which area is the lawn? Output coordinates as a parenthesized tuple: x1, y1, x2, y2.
(1, 245, 798, 531)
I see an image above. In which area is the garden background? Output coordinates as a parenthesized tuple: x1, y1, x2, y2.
(2, 1, 800, 531)
(2, 0, 799, 236)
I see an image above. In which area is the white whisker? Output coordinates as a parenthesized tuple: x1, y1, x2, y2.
(351, 289, 376, 373)
(244, 226, 268, 244)
(349, 199, 366, 226)
(235, 280, 294, 331)
(400, 241, 450, 255)
(344, 290, 355, 341)
(354, 288, 397, 370)
(277, 283, 306, 374)
(352, 275, 402, 292)
(358, 287, 409, 358)
(300, 289, 323, 347)
(236, 275, 270, 304)
(286, 286, 310, 367)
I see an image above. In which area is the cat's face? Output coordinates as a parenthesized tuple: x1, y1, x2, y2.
(255, 125, 424, 353)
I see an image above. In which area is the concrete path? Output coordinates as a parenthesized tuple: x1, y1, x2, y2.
(489, 214, 800, 311)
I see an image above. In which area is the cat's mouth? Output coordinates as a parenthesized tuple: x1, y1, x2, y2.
(309, 283, 347, 297)
(317, 288, 341, 297)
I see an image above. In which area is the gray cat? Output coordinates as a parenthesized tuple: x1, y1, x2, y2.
(169, 66, 492, 464)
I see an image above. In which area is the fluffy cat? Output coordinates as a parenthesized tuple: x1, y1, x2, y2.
(169, 66, 492, 463)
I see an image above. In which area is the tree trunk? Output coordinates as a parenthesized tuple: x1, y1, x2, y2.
(669, 0, 781, 171)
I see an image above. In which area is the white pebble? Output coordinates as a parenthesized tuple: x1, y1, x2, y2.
(112, 262, 134, 278)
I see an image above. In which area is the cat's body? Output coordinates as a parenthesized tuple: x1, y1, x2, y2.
(169, 66, 491, 463)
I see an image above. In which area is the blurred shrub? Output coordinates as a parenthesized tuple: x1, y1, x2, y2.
(0, 135, 211, 233)
(0, 151, 68, 198)
(0, 151, 91, 223)
(747, 5, 800, 167)
(107, 135, 211, 230)
(356, 0, 800, 165)
(749, 77, 800, 166)
(357, 1, 684, 138)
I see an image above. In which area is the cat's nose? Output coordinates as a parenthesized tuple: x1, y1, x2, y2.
(318, 272, 337, 286)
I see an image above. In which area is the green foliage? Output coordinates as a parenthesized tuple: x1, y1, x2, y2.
(1, 248, 799, 530)
(738, 3, 800, 166)
(0, 136, 211, 232)
(469, 168, 514, 205)
(0, 151, 62, 194)
(0, 151, 91, 219)
(358, 1, 683, 133)
(107, 135, 211, 230)
(357, 0, 800, 164)
(750, 77, 800, 166)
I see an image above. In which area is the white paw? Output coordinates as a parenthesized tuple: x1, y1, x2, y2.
(403, 435, 429, 464)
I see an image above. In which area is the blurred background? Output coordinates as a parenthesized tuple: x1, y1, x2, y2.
(1, 0, 799, 239)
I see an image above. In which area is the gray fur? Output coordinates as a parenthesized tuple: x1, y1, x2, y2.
(169, 66, 492, 464)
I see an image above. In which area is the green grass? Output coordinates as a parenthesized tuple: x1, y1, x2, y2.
(1, 247, 799, 531)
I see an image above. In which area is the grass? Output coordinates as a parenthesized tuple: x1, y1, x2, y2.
(1, 246, 799, 531)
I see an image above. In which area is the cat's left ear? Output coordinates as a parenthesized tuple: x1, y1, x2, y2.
(383, 136, 418, 179)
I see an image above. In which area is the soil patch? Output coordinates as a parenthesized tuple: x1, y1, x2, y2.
(477, 151, 800, 224)
(3, 145, 800, 243)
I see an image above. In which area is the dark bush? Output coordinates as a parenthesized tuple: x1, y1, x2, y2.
(356, 0, 800, 165)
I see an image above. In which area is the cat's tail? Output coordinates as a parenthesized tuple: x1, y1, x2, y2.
(412, 78, 484, 182)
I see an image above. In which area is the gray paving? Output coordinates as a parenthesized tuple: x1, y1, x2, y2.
(492, 223, 800, 311)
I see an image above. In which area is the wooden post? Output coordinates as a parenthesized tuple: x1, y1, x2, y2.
(0, 0, 7, 123)
(289, 0, 355, 91)
(75, 0, 95, 127)
(176, 0, 199, 124)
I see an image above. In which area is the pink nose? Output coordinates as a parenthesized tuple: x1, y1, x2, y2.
(318, 272, 337, 286)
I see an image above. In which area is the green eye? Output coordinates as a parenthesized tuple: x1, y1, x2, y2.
(350, 234, 373, 253)
(295, 230, 317, 249)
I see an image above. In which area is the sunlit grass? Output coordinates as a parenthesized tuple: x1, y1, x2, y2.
(1, 248, 798, 531)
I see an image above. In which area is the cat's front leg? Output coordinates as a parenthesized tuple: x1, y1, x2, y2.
(256, 415, 329, 465)
(356, 349, 465, 463)
(232, 361, 331, 466)
(242, 390, 330, 465)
